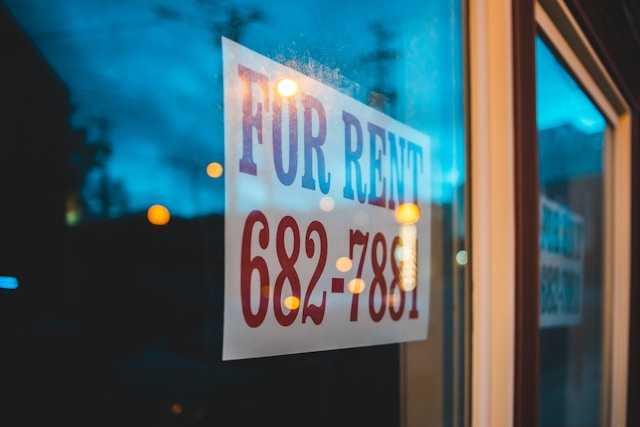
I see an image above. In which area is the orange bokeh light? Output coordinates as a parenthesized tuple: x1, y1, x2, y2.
(206, 162, 224, 178)
(147, 204, 171, 225)
(395, 203, 421, 225)
(170, 403, 183, 416)
(348, 278, 366, 294)
(284, 296, 300, 310)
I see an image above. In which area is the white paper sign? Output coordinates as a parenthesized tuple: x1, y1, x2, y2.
(223, 37, 431, 360)
(539, 196, 585, 328)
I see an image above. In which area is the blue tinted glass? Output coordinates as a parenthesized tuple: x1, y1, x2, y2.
(1, 1, 466, 426)
(536, 36, 605, 182)
(536, 35, 606, 427)
(6, 0, 464, 220)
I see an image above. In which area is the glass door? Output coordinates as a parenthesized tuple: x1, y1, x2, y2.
(0, 1, 468, 426)
(535, 34, 608, 427)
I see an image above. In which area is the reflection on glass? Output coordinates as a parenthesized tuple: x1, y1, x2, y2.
(399, 224, 418, 292)
(347, 278, 366, 295)
(206, 162, 224, 179)
(170, 402, 183, 416)
(146, 204, 171, 225)
(276, 78, 298, 97)
(536, 36, 606, 427)
(4, 0, 464, 221)
(455, 250, 467, 266)
(395, 202, 421, 225)
(335, 256, 353, 273)
(1, 0, 466, 425)
(0, 276, 19, 290)
(283, 295, 300, 310)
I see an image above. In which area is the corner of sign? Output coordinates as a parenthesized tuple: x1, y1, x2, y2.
(221, 36, 237, 49)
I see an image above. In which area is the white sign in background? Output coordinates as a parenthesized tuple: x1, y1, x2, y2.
(539, 196, 585, 328)
(223, 38, 431, 360)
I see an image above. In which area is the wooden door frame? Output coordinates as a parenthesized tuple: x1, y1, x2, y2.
(511, 1, 633, 426)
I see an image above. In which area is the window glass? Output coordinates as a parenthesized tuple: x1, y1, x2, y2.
(0, 1, 466, 426)
(536, 35, 607, 427)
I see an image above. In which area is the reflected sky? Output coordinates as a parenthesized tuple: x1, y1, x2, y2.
(535, 35, 605, 427)
(536, 36, 606, 134)
(6, 0, 464, 218)
(536, 36, 605, 182)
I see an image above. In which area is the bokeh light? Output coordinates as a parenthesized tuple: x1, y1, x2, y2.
(170, 403, 183, 416)
(276, 78, 298, 97)
(400, 273, 417, 292)
(335, 256, 353, 273)
(456, 250, 468, 266)
(348, 278, 366, 294)
(65, 195, 81, 226)
(66, 209, 80, 227)
(284, 295, 300, 310)
(395, 203, 421, 225)
(399, 224, 417, 291)
(147, 204, 171, 225)
(206, 162, 224, 178)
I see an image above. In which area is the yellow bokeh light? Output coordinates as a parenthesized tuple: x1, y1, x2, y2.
(335, 256, 353, 273)
(147, 204, 171, 225)
(348, 278, 366, 294)
(206, 162, 224, 178)
(277, 78, 298, 97)
(395, 203, 421, 225)
(284, 295, 300, 310)
(400, 280, 417, 292)
(400, 265, 417, 291)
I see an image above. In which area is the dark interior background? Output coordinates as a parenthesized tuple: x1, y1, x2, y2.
(0, 1, 467, 426)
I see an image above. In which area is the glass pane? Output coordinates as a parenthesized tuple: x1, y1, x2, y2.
(0, 1, 466, 426)
(536, 36, 607, 427)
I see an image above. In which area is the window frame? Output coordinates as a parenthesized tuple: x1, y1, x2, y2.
(469, 0, 517, 426)
(534, 2, 632, 426)
(469, 0, 632, 427)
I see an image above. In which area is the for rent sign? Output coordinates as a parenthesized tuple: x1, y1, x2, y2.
(222, 38, 431, 360)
